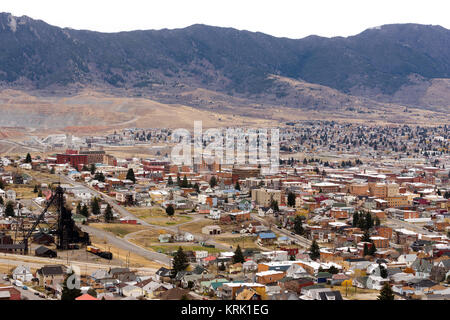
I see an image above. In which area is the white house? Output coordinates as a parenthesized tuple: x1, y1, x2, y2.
(6, 190, 16, 201)
(208, 209, 222, 220)
(195, 251, 209, 261)
(258, 207, 273, 217)
(19, 163, 32, 170)
(140, 281, 173, 298)
(397, 254, 417, 267)
(1, 157, 11, 166)
(286, 263, 308, 279)
(73, 189, 93, 205)
(121, 285, 143, 298)
(366, 275, 389, 290)
(174, 232, 195, 242)
(12, 265, 33, 282)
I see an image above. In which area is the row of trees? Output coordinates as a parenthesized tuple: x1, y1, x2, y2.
(75, 198, 114, 222)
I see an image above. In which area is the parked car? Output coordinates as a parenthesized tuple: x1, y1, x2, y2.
(14, 280, 23, 287)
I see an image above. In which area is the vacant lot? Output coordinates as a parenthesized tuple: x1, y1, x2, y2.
(126, 206, 193, 226)
(178, 218, 215, 234)
(90, 222, 148, 238)
(127, 228, 174, 244)
(215, 235, 259, 250)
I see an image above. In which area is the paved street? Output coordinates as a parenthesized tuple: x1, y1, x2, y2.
(81, 225, 172, 266)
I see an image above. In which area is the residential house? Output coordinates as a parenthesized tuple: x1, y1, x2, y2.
(12, 265, 33, 283)
(366, 275, 390, 290)
(243, 260, 258, 273)
(121, 285, 143, 298)
(411, 258, 433, 279)
(37, 265, 66, 286)
(285, 264, 308, 279)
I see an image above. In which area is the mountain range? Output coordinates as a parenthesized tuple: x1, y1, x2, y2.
(0, 12, 449, 129)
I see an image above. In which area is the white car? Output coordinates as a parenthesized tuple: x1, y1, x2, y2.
(14, 280, 23, 287)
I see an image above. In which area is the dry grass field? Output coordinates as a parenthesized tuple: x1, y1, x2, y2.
(126, 206, 193, 226)
(89, 223, 148, 238)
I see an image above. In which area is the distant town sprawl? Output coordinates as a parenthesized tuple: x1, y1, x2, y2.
(0, 120, 449, 301)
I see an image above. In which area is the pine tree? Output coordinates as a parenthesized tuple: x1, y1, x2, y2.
(91, 197, 100, 215)
(25, 153, 32, 163)
(104, 204, 114, 223)
(369, 242, 377, 256)
(193, 183, 200, 193)
(309, 240, 320, 260)
(33, 185, 39, 193)
(363, 243, 369, 256)
(209, 176, 217, 188)
(294, 216, 304, 235)
(80, 204, 89, 218)
(233, 245, 245, 264)
(270, 200, 279, 212)
(287, 192, 296, 207)
(166, 204, 175, 217)
(90, 164, 96, 175)
(352, 212, 359, 227)
(126, 168, 136, 183)
(61, 272, 82, 300)
(365, 212, 373, 230)
(167, 176, 173, 185)
(76, 202, 82, 215)
(235, 181, 241, 191)
(378, 282, 395, 300)
(181, 175, 188, 188)
(328, 266, 339, 274)
(94, 172, 105, 182)
(5, 202, 14, 217)
(172, 247, 189, 276)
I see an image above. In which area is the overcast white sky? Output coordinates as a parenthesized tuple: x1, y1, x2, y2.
(2, 0, 450, 39)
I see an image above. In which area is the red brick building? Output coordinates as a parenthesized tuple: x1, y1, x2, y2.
(0, 285, 21, 300)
